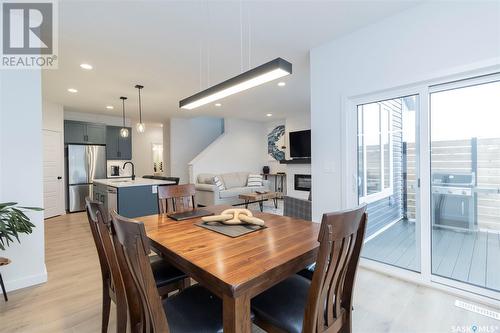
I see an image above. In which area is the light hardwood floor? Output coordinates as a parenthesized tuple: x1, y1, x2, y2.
(0, 212, 498, 333)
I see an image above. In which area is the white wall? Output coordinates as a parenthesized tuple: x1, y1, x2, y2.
(43, 100, 64, 132)
(163, 120, 171, 176)
(64, 110, 131, 127)
(170, 117, 223, 184)
(132, 124, 164, 177)
(0, 70, 46, 291)
(310, 2, 500, 221)
(189, 118, 267, 182)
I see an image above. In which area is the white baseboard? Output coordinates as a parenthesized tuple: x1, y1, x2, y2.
(4, 266, 48, 292)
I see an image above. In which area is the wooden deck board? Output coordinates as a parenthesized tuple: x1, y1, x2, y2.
(385, 223, 415, 266)
(363, 220, 500, 291)
(395, 244, 418, 271)
(435, 231, 464, 278)
(468, 232, 488, 287)
(486, 232, 500, 290)
(432, 229, 454, 274)
(371, 223, 412, 260)
(451, 232, 476, 282)
(362, 222, 409, 262)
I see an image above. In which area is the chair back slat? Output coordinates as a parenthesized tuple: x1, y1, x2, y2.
(85, 198, 110, 283)
(157, 184, 196, 214)
(109, 219, 146, 332)
(303, 205, 367, 333)
(111, 211, 170, 332)
(85, 198, 130, 332)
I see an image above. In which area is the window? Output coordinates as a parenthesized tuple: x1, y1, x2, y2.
(357, 100, 394, 203)
(357, 94, 419, 271)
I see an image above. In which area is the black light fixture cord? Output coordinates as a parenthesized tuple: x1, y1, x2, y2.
(122, 98, 126, 127)
(138, 87, 142, 123)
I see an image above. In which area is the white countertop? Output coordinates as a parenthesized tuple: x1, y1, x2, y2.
(93, 177, 176, 188)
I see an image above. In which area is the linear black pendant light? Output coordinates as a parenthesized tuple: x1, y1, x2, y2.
(135, 84, 146, 133)
(179, 57, 292, 110)
(119, 96, 129, 138)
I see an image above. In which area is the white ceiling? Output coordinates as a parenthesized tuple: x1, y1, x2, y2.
(42, 1, 420, 123)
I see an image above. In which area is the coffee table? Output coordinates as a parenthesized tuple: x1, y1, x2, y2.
(237, 191, 279, 212)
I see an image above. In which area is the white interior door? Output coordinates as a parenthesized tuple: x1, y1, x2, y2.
(43, 130, 64, 219)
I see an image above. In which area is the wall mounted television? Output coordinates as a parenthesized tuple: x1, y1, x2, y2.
(289, 130, 311, 158)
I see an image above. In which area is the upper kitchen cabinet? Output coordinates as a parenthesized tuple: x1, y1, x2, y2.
(64, 121, 106, 145)
(86, 123, 107, 144)
(106, 126, 132, 160)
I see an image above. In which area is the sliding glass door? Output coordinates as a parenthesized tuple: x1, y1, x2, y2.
(357, 95, 420, 272)
(430, 78, 500, 292)
(354, 74, 500, 299)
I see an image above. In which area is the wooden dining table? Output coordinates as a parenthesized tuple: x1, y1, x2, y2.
(139, 205, 320, 333)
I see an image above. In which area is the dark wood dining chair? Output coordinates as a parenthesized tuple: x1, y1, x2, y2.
(85, 198, 189, 333)
(85, 197, 128, 333)
(157, 184, 196, 213)
(110, 211, 225, 333)
(251, 205, 367, 333)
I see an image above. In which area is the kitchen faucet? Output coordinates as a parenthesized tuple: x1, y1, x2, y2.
(123, 161, 136, 180)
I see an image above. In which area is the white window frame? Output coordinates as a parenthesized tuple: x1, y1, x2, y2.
(357, 101, 394, 204)
(342, 66, 500, 308)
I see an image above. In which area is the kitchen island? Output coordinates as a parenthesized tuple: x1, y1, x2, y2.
(93, 177, 176, 218)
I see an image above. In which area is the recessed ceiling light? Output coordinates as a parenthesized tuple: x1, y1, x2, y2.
(80, 63, 93, 70)
(215, 103, 222, 107)
(67, 88, 78, 93)
(277, 81, 286, 87)
(266, 113, 273, 117)
(106, 105, 114, 110)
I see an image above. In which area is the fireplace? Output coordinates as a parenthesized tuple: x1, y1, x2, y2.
(294, 174, 311, 191)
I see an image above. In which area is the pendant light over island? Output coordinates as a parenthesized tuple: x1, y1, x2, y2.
(135, 84, 146, 133)
(119, 96, 129, 138)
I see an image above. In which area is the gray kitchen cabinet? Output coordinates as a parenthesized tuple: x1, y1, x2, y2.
(85, 123, 106, 144)
(64, 120, 106, 145)
(119, 131, 132, 160)
(64, 121, 86, 143)
(106, 126, 120, 159)
(106, 126, 132, 160)
(117, 185, 158, 218)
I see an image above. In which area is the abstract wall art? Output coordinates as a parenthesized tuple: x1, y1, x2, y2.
(267, 124, 285, 161)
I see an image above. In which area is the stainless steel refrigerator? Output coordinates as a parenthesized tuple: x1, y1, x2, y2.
(67, 145, 106, 212)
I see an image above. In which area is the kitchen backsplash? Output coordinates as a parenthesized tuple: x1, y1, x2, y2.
(107, 160, 133, 178)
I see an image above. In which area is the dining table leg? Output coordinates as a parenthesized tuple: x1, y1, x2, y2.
(223, 293, 252, 333)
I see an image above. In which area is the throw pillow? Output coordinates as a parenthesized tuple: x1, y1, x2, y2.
(213, 176, 225, 191)
(247, 174, 263, 187)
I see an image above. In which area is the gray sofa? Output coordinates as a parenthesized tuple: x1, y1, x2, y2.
(195, 172, 270, 206)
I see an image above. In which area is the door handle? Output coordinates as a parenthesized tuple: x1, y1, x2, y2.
(57, 176, 62, 180)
